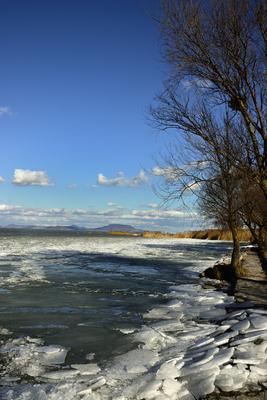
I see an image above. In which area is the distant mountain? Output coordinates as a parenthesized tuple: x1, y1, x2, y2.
(93, 224, 142, 233)
(0, 224, 143, 233)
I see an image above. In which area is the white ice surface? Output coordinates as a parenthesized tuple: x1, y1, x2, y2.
(1, 237, 266, 399)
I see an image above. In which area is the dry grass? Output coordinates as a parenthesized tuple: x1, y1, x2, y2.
(142, 229, 252, 241)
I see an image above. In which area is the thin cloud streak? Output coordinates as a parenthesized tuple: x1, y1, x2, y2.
(0, 106, 12, 116)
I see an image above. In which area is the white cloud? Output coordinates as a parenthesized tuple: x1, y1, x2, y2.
(97, 169, 148, 187)
(0, 203, 200, 232)
(12, 169, 53, 186)
(0, 106, 12, 117)
(0, 204, 19, 211)
(0, 176, 5, 183)
(67, 183, 78, 189)
(181, 78, 213, 91)
(131, 208, 197, 220)
(185, 182, 201, 191)
(152, 166, 177, 182)
(107, 202, 119, 207)
(147, 203, 158, 208)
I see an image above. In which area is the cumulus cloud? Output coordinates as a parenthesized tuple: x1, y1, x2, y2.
(0, 106, 12, 117)
(12, 169, 53, 186)
(0, 176, 5, 183)
(97, 170, 148, 187)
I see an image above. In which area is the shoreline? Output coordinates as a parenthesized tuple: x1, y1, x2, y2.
(1, 239, 267, 399)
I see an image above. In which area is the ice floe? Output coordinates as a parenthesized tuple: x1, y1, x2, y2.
(0, 237, 267, 399)
(2, 280, 267, 399)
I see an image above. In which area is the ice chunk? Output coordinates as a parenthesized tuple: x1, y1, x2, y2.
(87, 376, 106, 390)
(215, 364, 249, 391)
(181, 348, 234, 377)
(39, 345, 68, 365)
(137, 379, 162, 399)
(224, 310, 247, 320)
(250, 316, 267, 330)
(247, 308, 267, 316)
(231, 330, 267, 346)
(42, 369, 80, 380)
(0, 327, 12, 335)
(151, 319, 184, 332)
(221, 319, 239, 325)
(71, 363, 100, 375)
(188, 373, 217, 397)
(199, 308, 226, 320)
(230, 319, 250, 333)
(144, 307, 182, 320)
(190, 336, 214, 349)
(162, 378, 184, 397)
(184, 348, 219, 368)
(156, 358, 184, 379)
(134, 326, 176, 350)
(107, 349, 159, 380)
(250, 363, 267, 376)
(213, 330, 238, 346)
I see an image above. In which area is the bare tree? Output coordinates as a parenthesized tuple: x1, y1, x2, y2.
(153, 111, 246, 274)
(158, 0, 267, 200)
(151, 0, 267, 272)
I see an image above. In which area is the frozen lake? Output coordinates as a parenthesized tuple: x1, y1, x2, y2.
(0, 234, 237, 399)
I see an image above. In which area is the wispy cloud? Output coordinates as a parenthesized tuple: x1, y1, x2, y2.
(181, 78, 213, 91)
(67, 183, 78, 189)
(12, 169, 53, 186)
(0, 176, 5, 183)
(0, 106, 13, 117)
(97, 169, 148, 187)
(147, 203, 159, 209)
(107, 202, 120, 208)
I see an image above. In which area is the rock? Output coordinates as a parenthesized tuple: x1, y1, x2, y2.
(200, 263, 236, 283)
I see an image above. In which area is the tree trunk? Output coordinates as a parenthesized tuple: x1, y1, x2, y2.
(230, 227, 243, 277)
(257, 229, 267, 270)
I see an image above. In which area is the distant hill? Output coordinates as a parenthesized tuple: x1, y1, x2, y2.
(93, 224, 142, 233)
(0, 224, 143, 234)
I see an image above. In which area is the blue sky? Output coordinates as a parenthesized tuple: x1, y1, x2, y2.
(0, 0, 201, 231)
